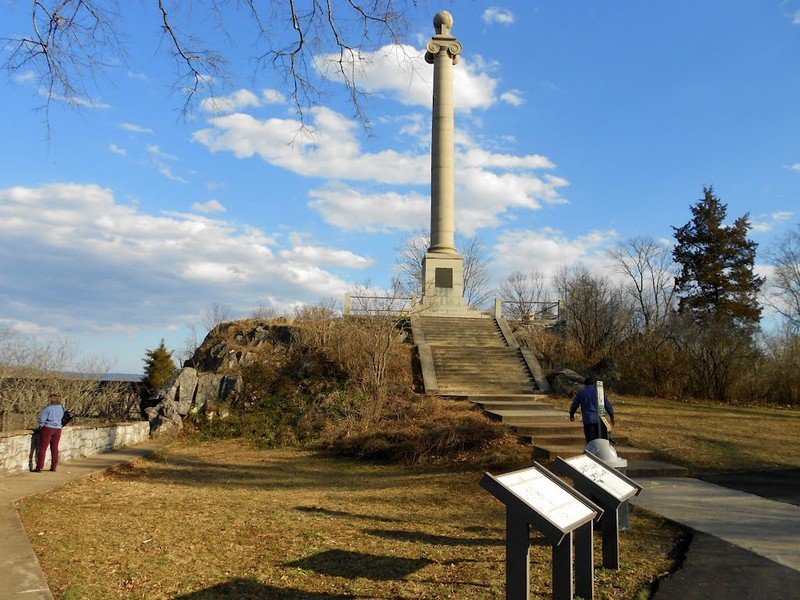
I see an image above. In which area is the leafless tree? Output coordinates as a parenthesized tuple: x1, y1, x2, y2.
(498, 270, 550, 321)
(394, 229, 492, 308)
(554, 265, 633, 362)
(607, 236, 677, 331)
(2, 0, 417, 130)
(394, 229, 429, 298)
(766, 225, 800, 332)
(460, 233, 492, 308)
(202, 301, 232, 333)
(0, 335, 131, 430)
(605, 237, 682, 396)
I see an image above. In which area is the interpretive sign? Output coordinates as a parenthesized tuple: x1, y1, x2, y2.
(494, 466, 597, 533)
(481, 463, 602, 600)
(551, 453, 643, 569)
(558, 454, 639, 502)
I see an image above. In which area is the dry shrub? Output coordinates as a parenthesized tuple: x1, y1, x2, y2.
(327, 395, 528, 466)
(740, 330, 800, 406)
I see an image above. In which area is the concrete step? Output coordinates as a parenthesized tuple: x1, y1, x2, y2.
(474, 401, 556, 411)
(532, 444, 655, 462)
(434, 370, 532, 378)
(511, 421, 581, 433)
(485, 409, 568, 423)
(438, 387, 538, 395)
(526, 433, 631, 446)
(467, 394, 550, 403)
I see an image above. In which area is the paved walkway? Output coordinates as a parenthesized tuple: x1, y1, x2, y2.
(1, 444, 798, 599)
(0, 442, 162, 600)
(632, 473, 800, 599)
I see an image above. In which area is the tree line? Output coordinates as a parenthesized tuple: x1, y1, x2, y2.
(493, 187, 799, 405)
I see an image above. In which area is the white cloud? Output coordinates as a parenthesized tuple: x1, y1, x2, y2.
(146, 145, 178, 160)
(194, 101, 567, 234)
(786, 162, 800, 172)
(201, 89, 263, 114)
(156, 162, 188, 184)
(262, 89, 287, 104)
(109, 144, 127, 156)
(493, 227, 619, 282)
(500, 90, 525, 106)
(308, 183, 429, 233)
(192, 199, 226, 213)
(193, 107, 429, 184)
(279, 243, 373, 268)
(41, 87, 111, 109)
(0, 183, 367, 338)
(120, 122, 153, 134)
(315, 43, 498, 111)
(0, 318, 57, 335)
(482, 8, 515, 25)
(751, 211, 794, 233)
(13, 71, 36, 84)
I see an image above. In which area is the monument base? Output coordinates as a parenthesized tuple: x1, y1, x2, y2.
(421, 251, 471, 313)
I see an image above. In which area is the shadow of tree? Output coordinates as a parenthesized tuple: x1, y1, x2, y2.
(285, 549, 432, 580)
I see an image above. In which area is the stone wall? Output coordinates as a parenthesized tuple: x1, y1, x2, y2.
(0, 422, 150, 475)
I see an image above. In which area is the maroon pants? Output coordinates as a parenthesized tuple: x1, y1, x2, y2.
(36, 426, 62, 471)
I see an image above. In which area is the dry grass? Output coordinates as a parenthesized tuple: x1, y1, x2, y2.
(17, 440, 681, 599)
(550, 395, 800, 475)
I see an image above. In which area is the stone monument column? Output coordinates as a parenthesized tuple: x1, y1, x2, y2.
(426, 11, 461, 254)
(421, 11, 466, 311)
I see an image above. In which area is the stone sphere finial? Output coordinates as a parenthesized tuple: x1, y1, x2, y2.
(434, 11, 454, 36)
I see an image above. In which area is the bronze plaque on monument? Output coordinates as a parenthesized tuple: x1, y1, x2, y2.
(435, 267, 453, 288)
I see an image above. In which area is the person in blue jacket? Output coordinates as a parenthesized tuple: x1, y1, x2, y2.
(34, 393, 65, 472)
(569, 377, 615, 443)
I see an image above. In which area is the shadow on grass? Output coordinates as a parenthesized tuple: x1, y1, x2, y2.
(363, 527, 505, 547)
(285, 549, 432, 580)
(129, 450, 451, 492)
(172, 578, 365, 599)
(296, 505, 407, 523)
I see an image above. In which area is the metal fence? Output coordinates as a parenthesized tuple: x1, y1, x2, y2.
(343, 293, 417, 316)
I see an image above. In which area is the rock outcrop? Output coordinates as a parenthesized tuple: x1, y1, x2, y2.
(144, 320, 300, 437)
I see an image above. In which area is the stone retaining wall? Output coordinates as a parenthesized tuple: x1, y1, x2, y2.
(0, 422, 150, 475)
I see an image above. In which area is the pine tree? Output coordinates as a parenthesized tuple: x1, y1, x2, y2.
(142, 339, 176, 392)
(672, 187, 764, 330)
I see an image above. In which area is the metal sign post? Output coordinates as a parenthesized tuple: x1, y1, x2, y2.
(481, 463, 603, 600)
(551, 453, 643, 569)
(596, 380, 609, 440)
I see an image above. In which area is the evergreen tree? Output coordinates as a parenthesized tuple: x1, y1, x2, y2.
(672, 187, 764, 330)
(142, 339, 176, 392)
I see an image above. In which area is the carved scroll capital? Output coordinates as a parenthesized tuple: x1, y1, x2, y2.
(425, 38, 463, 65)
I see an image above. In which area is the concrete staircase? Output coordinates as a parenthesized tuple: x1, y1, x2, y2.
(411, 314, 688, 478)
(468, 394, 688, 477)
(415, 315, 543, 395)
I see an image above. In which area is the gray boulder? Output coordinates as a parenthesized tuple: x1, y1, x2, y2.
(546, 369, 585, 396)
(146, 399, 183, 437)
(163, 368, 199, 416)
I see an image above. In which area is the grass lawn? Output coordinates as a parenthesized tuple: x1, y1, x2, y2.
(17, 439, 682, 599)
(551, 395, 800, 475)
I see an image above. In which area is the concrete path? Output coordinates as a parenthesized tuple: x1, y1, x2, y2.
(632, 476, 800, 571)
(632, 474, 800, 599)
(0, 442, 162, 600)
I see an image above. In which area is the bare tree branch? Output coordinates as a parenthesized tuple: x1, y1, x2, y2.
(3, 1, 418, 129)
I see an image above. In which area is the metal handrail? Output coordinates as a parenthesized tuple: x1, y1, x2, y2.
(343, 293, 417, 316)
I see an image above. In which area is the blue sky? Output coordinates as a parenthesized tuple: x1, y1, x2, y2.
(2, 2, 799, 374)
